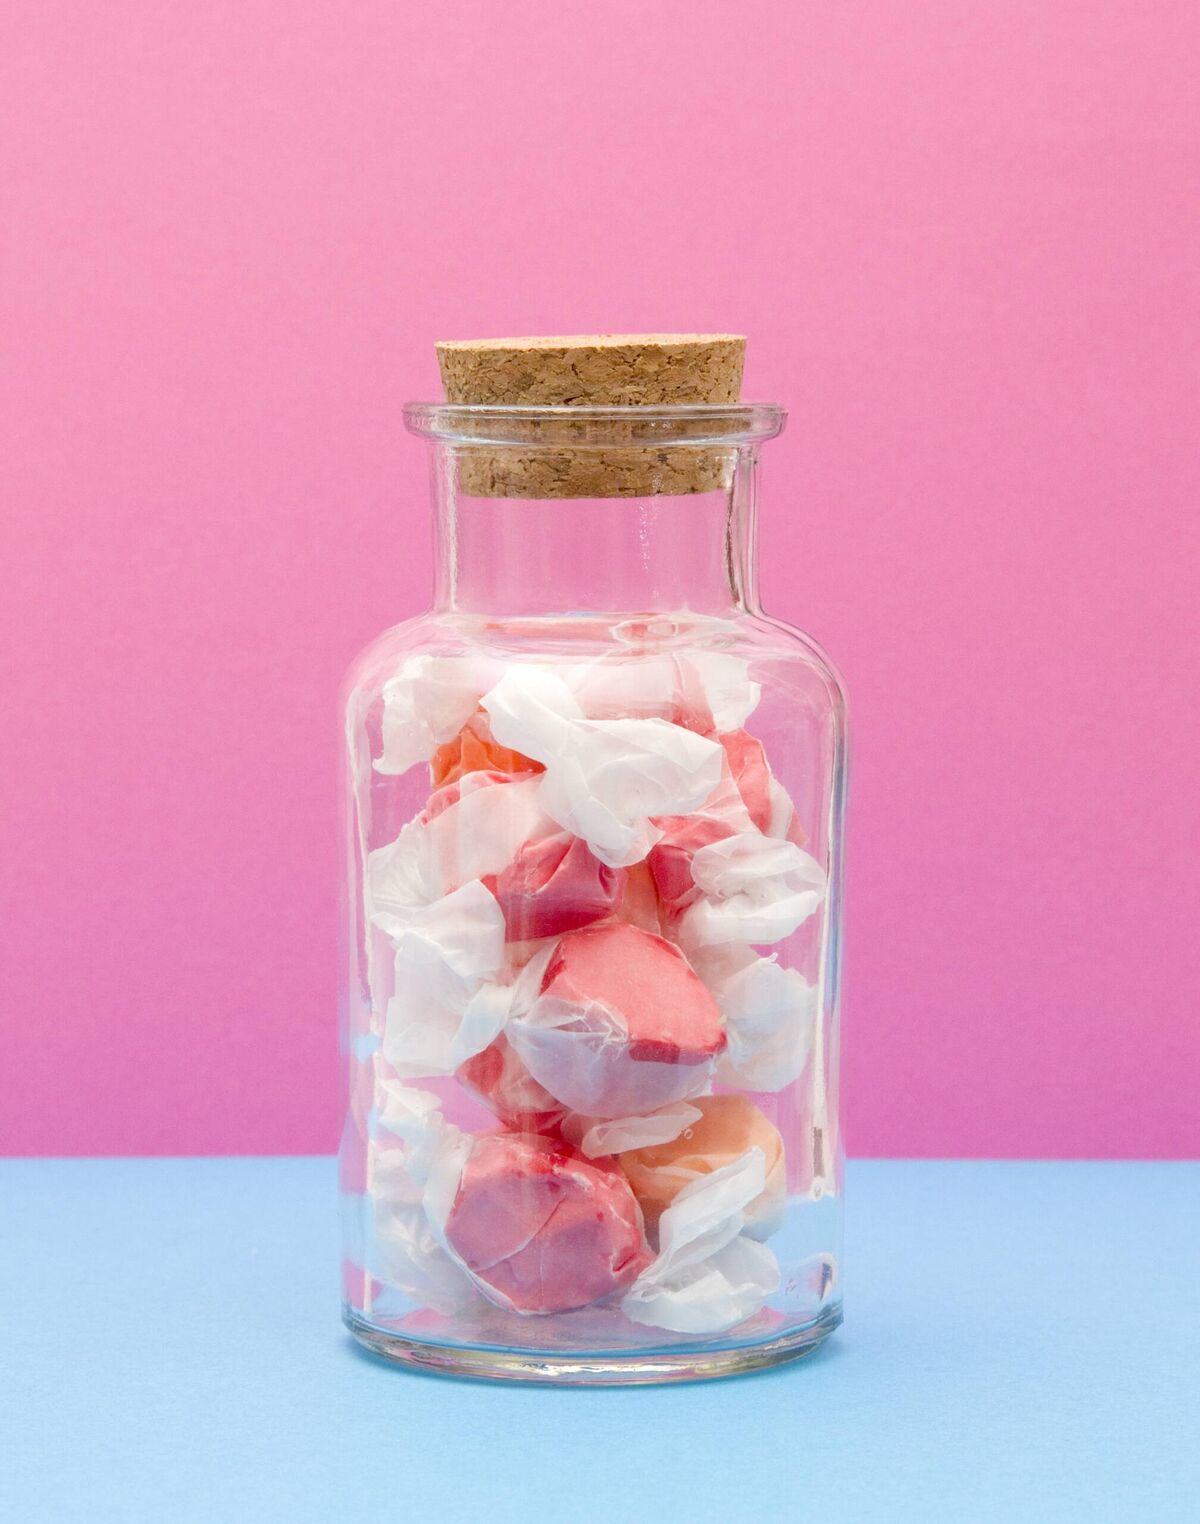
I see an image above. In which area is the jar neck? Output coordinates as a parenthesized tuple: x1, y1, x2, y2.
(430, 445, 762, 619)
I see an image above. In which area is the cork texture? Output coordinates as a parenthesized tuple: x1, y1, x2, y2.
(436, 334, 745, 498)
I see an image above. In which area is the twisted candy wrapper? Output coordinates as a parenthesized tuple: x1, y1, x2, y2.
(374, 655, 485, 776)
(678, 831, 827, 948)
(565, 1099, 705, 1160)
(622, 1147, 781, 1334)
(509, 924, 726, 1117)
(380, 894, 554, 1079)
(562, 651, 760, 734)
(368, 772, 552, 914)
(482, 666, 725, 868)
(369, 1082, 475, 1313)
(698, 946, 818, 1092)
(616, 1094, 787, 1240)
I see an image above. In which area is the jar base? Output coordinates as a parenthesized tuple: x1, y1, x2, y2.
(343, 1303, 842, 1386)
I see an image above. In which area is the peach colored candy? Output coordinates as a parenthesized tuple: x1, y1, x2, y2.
(431, 708, 543, 788)
(444, 1132, 651, 1314)
(617, 1093, 786, 1236)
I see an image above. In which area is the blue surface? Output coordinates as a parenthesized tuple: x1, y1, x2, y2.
(2, 1160, 1197, 1523)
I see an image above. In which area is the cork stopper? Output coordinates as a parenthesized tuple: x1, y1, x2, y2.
(436, 334, 745, 498)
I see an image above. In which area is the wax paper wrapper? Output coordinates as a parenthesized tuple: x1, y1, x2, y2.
(694, 945, 819, 1092)
(622, 1147, 781, 1333)
(564, 1100, 704, 1159)
(368, 772, 552, 914)
(374, 654, 486, 775)
(482, 665, 725, 867)
(508, 924, 726, 1117)
(615, 1094, 787, 1241)
(369, 1081, 475, 1312)
(678, 831, 827, 948)
(379, 888, 554, 1079)
(457, 1033, 571, 1134)
(438, 1132, 652, 1315)
(562, 651, 760, 734)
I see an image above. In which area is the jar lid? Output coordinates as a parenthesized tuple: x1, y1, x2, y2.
(437, 334, 745, 407)
(434, 335, 747, 498)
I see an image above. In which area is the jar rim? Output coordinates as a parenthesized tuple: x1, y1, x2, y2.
(403, 402, 786, 448)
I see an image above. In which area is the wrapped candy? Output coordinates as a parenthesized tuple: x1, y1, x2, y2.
(562, 651, 760, 735)
(457, 1034, 569, 1134)
(509, 923, 726, 1116)
(431, 708, 543, 787)
(441, 1132, 651, 1314)
(481, 665, 725, 868)
(484, 830, 620, 942)
(677, 831, 827, 949)
(374, 654, 484, 776)
(718, 729, 773, 833)
(369, 1082, 476, 1312)
(368, 770, 552, 915)
(617, 1093, 786, 1240)
(379, 902, 552, 1079)
(696, 946, 818, 1092)
(621, 1148, 781, 1334)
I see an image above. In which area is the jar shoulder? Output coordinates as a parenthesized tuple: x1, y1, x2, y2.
(341, 608, 847, 728)
(733, 612, 849, 722)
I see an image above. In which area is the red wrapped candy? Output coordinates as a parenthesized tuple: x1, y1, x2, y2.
(443, 1132, 650, 1313)
(457, 1034, 568, 1135)
(647, 814, 737, 916)
(484, 831, 620, 942)
(510, 923, 726, 1115)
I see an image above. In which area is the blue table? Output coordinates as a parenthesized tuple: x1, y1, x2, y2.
(2, 1160, 1196, 1522)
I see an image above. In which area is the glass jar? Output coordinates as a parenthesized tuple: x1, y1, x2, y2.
(340, 402, 847, 1383)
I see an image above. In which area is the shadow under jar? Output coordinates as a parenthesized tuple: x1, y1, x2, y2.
(340, 402, 847, 1383)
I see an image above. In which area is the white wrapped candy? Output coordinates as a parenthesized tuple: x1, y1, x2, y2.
(369, 1081, 475, 1312)
(374, 655, 484, 775)
(481, 666, 724, 868)
(563, 651, 760, 733)
(622, 1148, 781, 1334)
(379, 881, 508, 1078)
(508, 924, 727, 1117)
(367, 772, 552, 915)
(695, 946, 818, 1092)
(678, 831, 827, 948)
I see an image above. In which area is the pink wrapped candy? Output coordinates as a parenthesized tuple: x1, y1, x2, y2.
(647, 814, 736, 916)
(443, 1132, 650, 1313)
(484, 831, 620, 942)
(719, 730, 773, 834)
(510, 923, 726, 1116)
(457, 1034, 568, 1135)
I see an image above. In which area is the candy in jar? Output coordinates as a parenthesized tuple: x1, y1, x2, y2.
(341, 334, 847, 1383)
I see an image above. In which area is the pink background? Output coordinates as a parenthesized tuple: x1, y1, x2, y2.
(3, 3, 1197, 1158)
